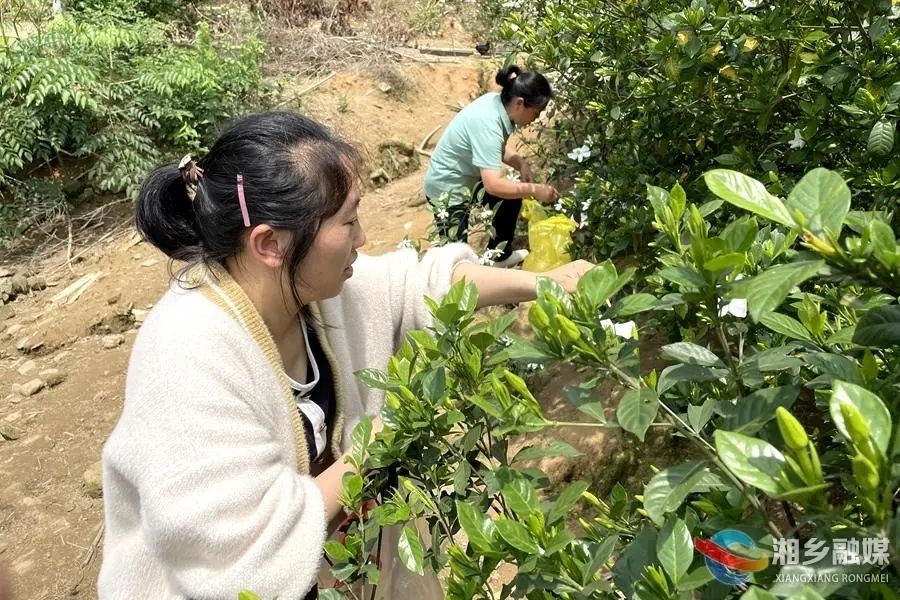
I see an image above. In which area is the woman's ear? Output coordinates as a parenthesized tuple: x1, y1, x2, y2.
(246, 225, 291, 270)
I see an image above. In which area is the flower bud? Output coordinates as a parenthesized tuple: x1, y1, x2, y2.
(556, 315, 582, 342)
(839, 402, 870, 447)
(529, 303, 550, 331)
(776, 407, 809, 451)
(851, 454, 880, 493)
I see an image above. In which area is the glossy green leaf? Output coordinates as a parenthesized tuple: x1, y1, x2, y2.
(704, 170, 795, 227)
(398, 523, 425, 575)
(644, 460, 727, 525)
(731, 261, 824, 321)
(656, 518, 693, 584)
(714, 430, 785, 495)
(868, 120, 895, 156)
(853, 305, 900, 347)
(785, 168, 850, 235)
(661, 342, 725, 367)
(687, 399, 717, 432)
(547, 481, 589, 525)
(495, 518, 539, 554)
(760, 312, 813, 342)
(829, 380, 891, 454)
(616, 389, 659, 441)
(512, 440, 582, 463)
(455, 501, 496, 553)
(722, 386, 800, 435)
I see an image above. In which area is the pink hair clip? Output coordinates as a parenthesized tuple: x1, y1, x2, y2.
(236, 174, 251, 228)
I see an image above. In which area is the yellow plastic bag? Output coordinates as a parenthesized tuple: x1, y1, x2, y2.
(521, 199, 577, 272)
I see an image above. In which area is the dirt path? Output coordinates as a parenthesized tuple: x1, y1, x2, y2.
(0, 59, 486, 600)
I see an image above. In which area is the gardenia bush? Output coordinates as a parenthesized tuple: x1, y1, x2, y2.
(323, 167, 898, 599)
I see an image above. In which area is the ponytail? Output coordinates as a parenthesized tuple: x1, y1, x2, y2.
(134, 162, 203, 262)
(495, 66, 552, 109)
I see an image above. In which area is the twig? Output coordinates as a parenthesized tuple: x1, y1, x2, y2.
(415, 124, 443, 158)
(66, 218, 74, 274)
(275, 71, 337, 108)
(81, 522, 104, 570)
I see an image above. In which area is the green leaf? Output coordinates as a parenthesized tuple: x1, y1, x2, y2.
(512, 440, 582, 463)
(714, 430, 785, 495)
(677, 567, 715, 591)
(656, 518, 693, 585)
(547, 481, 590, 524)
(238, 591, 263, 600)
(398, 524, 425, 575)
(658, 266, 706, 290)
(453, 460, 471, 495)
(760, 312, 813, 342)
(657, 364, 729, 394)
(820, 65, 853, 86)
(829, 380, 892, 454)
(644, 460, 727, 525)
(703, 170, 795, 227)
(740, 587, 777, 600)
(612, 528, 658, 597)
(350, 416, 372, 464)
(704, 252, 745, 272)
(616, 389, 659, 441)
(722, 386, 800, 435)
(687, 399, 717, 432)
(318, 589, 349, 599)
(785, 168, 850, 235)
(495, 518, 539, 554)
(502, 480, 540, 518)
(323, 540, 354, 562)
(608, 293, 658, 317)
(661, 342, 724, 367)
(853, 305, 900, 347)
(887, 82, 900, 104)
(583, 535, 619, 585)
(868, 120, 895, 156)
(577, 260, 634, 309)
(455, 501, 496, 553)
(355, 368, 390, 390)
(731, 261, 824, 321)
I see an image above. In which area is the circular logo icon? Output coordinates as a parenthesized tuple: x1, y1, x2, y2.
(695, 529, 770, 585)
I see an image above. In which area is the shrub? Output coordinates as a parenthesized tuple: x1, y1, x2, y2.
(501, 0, 900, 259)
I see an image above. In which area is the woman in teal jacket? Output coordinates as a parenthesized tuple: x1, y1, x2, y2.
(424, 66, 558, 267)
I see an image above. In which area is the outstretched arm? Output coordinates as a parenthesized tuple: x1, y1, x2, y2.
(451, 259, 594, 308)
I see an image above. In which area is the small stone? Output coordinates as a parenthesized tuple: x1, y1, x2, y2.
(0, 424, 21, 441)
(378, 81, 393, 93)
(9, 274, 28, 294)
(0, 267, 13, 278)
(102, 334, 125, 349)
(83, 461, 103, 498)
(53, 351, 71, 364)
(5, 323, 23, 338)
(17, 359, 37, 376)
(16, 337, 43, 353)
(26, 276, 46, 291)
(131, 309, 148, 324)
(140, 259, 158, 268)
(0, 305, 15, 321)
(39, 368, 64, 387)
(19, 379, 45, 397)
(4, 393, 23, 405)
(107, 292, 121, 305)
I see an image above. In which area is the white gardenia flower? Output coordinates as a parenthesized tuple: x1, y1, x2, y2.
(719, 298, 748, 318)
(554, 200, 565, 212)
(789, 129, 805, 150)
(577, 215, 589, 229)
(436, 208, 450, 220)
(567, 144, 591, 163)
(599, 319, 637, 339)
(581, 199, 592, 212)
(396, 238, 415, 250)
(742, 0, 760, 8)
(478, 209, 493, 220)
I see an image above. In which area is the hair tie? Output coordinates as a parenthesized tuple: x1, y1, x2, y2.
(178, 154, 204, 201)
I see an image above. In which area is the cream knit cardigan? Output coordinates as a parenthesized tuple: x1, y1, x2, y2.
(98, 243, 477, 600)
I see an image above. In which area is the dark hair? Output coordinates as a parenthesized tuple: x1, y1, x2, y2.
(495, 66, 553, 109)
(135, 111, 361, 309)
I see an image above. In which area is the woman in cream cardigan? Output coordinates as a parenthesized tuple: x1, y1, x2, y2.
(99, 111, 591, 599)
